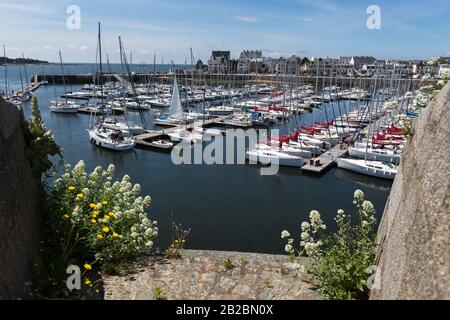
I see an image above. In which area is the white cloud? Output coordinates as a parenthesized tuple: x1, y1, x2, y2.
(233, 16, 261, 23)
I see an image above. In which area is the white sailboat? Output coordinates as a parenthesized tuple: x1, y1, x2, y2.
(337, 158, 397, 180)
(246, 144, 303, 168)
(102, 117, 144, 135)
(260, 143, 312, 158)
(156, 77, 194, 125)
(49, 100, 79, 113)
(348, 146, 402, 164)
(88, 126, 135, 151)
(87, 23, 136, 152)
(49, 52, 80, 114)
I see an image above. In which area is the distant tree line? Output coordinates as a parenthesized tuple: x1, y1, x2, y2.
(1, 57, 49, 65)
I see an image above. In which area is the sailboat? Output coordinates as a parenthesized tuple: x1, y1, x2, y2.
(87, 23, 136, 151)
(246, 144, 304, 168)
(156, 77, 194, 125)
(337, 73, 399, 180)
(348, 146, 401, 164)
(49, 51, 79, 113)
(337, 158, 397, 180)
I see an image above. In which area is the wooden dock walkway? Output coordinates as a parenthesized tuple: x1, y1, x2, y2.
(301, 143, 348, 174)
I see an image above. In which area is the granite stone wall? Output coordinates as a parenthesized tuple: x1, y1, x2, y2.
(371, 84, 450, 299)
(0, 98, 41, 299)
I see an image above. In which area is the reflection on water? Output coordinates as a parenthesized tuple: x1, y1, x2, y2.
(335, 168, 393, 192)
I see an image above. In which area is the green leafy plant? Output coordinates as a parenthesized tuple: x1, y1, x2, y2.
(166, 222, 190, 259)
(224, 258, 235, 270)
(24, 95, 62, 177)
(282, 190, 377, 300)
(153, 287, 165, 300)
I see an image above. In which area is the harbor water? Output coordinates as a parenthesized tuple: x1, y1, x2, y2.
(6, 65, 392, 254)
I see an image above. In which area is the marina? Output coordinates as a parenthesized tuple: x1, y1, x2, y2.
(0, 0, 448, 302)
(0, 24, 434, 253)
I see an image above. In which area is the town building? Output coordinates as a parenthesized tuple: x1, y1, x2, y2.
(207, 51, 231, 74)
(237, 50, 263, 74)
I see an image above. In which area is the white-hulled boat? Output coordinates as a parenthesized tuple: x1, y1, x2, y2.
(260, 143, 313, 158)
(348, 146, 402, 164)
(155, 77, 195, 125)
(152, 139, 174, 148)
(193, 127, 223, 136)
(246, 145, 303, 168)
(223, 116, 253, 128)
(148, 97, 171, 108)
(88, 126, 136, 151)
(49, 101, 80, 113)
(337, 158, 397, 180)
(101, 117, 144, 135)
(285, 141, 322, 156)
(298, 133, 332, 149)
(205, 105, 236, 115)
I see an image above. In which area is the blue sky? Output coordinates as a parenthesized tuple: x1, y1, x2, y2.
(1, 0, 449, 63)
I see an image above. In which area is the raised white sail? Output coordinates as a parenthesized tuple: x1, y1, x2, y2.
(168, 77, 184, 120)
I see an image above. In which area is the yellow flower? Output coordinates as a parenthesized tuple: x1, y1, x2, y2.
(96, 234, 103, 240)
(91, 211, 99, 218)
(89, 203, 97, 209)
(95, 289, 99, 293)
(84, 263, 92, 270)
(102, 200, 108, 205)
(84, 279, 91, 285)
(182, 240, 186, 243)
(62, 214, 70, 220)
(102, 227, 110, 233)
(68, 186, 76, 191)
(91, 219, 97, 224)
(112, 232, 119, 238)
(175, 240, 179, 244)
(76, 193, 84, 199)
(103, 215, 110, 220)
(108, 212, 115, 217)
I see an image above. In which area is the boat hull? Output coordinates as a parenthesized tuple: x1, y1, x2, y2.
(337, 158, 396, 180)
(88, 130, 135, 151)
(246, 150, 303, 168)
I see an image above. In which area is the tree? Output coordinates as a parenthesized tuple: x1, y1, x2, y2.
(196, 59, 205, 70)
(25, 95, 62, 176)
(301, 57, 310, 66)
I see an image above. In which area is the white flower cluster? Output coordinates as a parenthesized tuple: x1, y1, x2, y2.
(53, 160, 158, 262)
(298, 210, 325, 257)
(383, 100, 399, 112)
(439, 69, 450, 81)
(352, 189, 376, 231)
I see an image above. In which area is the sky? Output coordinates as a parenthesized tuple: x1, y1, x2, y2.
(1, 0, 449, 63)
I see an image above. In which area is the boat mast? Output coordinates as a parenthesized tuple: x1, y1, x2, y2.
(18, 61, 24, 94)
(3, 45, 8, 98)
(59, 51, 68, 105)
(51, 67, 58, 104)
(22, 52, 29, 87)
(98, 22, 104, 116)
(364, 68, 380, 160)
